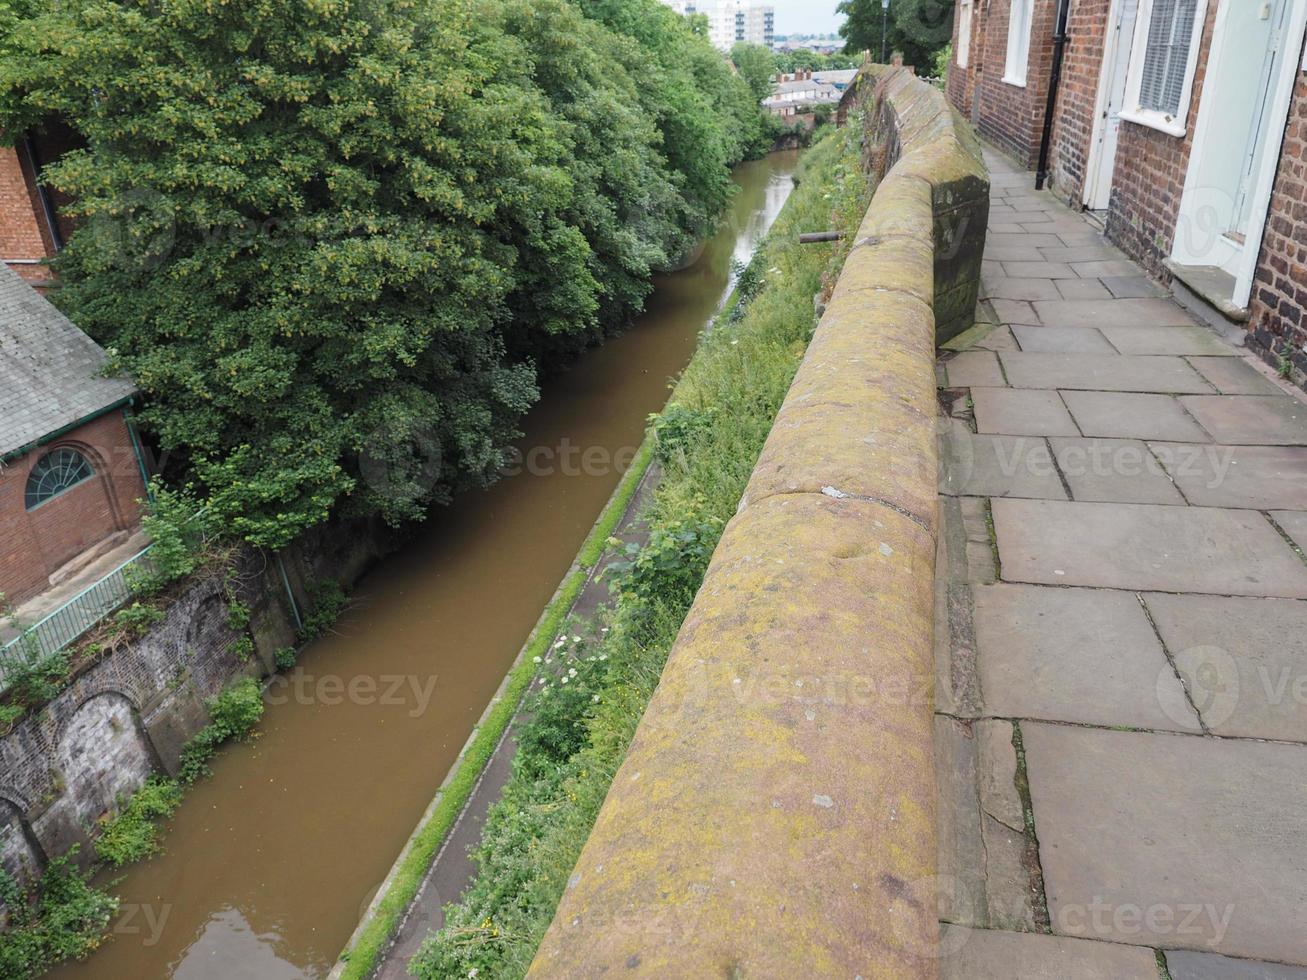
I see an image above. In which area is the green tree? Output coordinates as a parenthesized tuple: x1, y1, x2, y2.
(838, 0, 954, 69)
(731, 42, 778, 104)
(0, 0, 765, 547)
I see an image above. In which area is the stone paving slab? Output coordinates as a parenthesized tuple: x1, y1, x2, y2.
(1060, 391, 1211, 442)
(1032, 297, 1194, 327)
(1050, 437, 1185, 504)
(1055, 278, 1112, 301)
(1150, 443, 1307, 509)
(973, 325, 1019, 352)
(990, 298, 1040, 325)
(1144, 593, 1307, 741)
(936, 717, 1037, 932)
(1098, 325, 1236, 357)
(972, 387, 1080, 437)
(1003, 261, 1079, 279)
(987, 232, 1065, 249)
(1166, 950, 1307, 979)
(985, 276, 1063, 301)
(973, 584, 1198, 730)
(1000, 352, 1212, 393)
(944, 349, 1005, 387)
(1186, 356, 1283, 395)
(991, 498, 1307, 597)
(1101, 275, 1168, 298)
(941, 426, 1067, 499)
(1069, 259, 1142, 278)
(940, 926, 1161, 978)
(1023, 724, 1307, 964)
(1010, 325, 1117, 353)
(1270, 510, 1307, 553)
(1040, 245, 1127, 263)
(1179, 395, 1307, 445)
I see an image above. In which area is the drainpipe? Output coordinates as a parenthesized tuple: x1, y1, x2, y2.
(1034, 0, 1072, 190)
(123, 402, 153, 504)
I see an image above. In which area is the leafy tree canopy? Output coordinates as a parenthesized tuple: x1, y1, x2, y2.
(838, 0, 954, 70)
(0, 0, 766, 548)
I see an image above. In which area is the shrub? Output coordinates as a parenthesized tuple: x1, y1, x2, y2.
(298, 580, 347, 642)
(650, 405, 717, 465)
(273, 646, 298, 671)
(3, 652, 69, 710)
(178, 678, 264, 784)
(95, 777, 183, 868)
(0, 850, 117, 980)
(606, 516, 721, 608)
(112, 602, 164, 638)
(125, 481, 211, 596)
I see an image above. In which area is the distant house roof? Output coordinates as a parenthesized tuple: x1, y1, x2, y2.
(0, 264, 136, 458)
(763, 80, 842, 109)
(812, 69, 858, 86)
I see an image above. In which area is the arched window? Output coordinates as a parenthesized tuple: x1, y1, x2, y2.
(25, 448, 94, 510)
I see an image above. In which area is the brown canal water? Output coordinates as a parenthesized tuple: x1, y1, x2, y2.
(51, 150, 799, 980)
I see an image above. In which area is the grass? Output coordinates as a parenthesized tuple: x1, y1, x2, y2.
(334, 438, 655, 980)
(406, 127, 875, 980)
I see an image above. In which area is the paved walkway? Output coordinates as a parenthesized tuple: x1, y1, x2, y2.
(934, 148, 1307, 978)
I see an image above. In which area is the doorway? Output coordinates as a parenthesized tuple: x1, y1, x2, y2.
(1083, 0, 1141, 212)
(1172, 0, 1307, 307)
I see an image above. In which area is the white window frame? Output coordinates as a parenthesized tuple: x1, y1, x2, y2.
(1003, 0, 1033, 86)
(957, 0, 973, 69)
(1120, 0, 1208, 137)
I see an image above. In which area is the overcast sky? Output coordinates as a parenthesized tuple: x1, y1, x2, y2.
(770, 0, 845, 35)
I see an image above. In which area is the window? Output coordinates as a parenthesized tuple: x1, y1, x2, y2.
(1004, 0, 1033, 86)
(1122, 0, 1207, 136)
(25, 448, 94, 509)
(958, 0, 973, 69)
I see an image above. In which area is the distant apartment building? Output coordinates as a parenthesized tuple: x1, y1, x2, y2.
(657, 0, 775, 51)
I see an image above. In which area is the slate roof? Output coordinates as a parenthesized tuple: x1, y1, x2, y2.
(0, 264, 136, 458)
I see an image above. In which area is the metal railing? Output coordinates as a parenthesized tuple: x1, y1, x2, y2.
(0, 546, 154, 689)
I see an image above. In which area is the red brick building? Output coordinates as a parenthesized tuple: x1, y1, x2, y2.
(0, 128, 76, 290)
(0, 262, 147, 607)
(947, 0, 1307, 381)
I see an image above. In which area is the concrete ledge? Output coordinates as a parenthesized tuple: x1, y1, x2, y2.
(529, 68, 986, 979)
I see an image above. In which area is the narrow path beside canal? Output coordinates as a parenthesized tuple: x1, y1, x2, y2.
(52, 150, 799, 980)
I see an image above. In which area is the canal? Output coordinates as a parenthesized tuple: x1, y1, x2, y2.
(53, 150, 799, 980)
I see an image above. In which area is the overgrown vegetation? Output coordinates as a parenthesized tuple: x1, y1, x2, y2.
(0, 851, 117, 980)
(0, 673, 267, 975)
(94, 777, 183, 868)
(0, 0, 771, 549)
(298, 580, 348, 642)
(177, 677, 266, 784)
(409, 126, 874, 979)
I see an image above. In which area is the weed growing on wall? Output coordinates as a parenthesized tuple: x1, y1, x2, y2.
(178, 677, 265, 784)
(94, 777, 183, 868)
(409, 127, 875, 980)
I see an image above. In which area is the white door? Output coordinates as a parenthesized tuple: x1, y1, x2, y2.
(1230, 0, 1291, 245)
(1085, 0, 1140, 211)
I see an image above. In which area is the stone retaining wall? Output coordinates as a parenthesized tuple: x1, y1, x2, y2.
(0, 513, 395, 889)
(527, 69, 987, 978)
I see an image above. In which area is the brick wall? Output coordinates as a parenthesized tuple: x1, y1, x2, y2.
(947, 0, 980, 118)
(1046, 0, 1111, 203)
(1098, 0, 1215, 278)
(1248, 73, 1307, 379)
(0, 144, 53, 287)
(0, 409, 145, 605)
(965, 0, 1059, 167)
